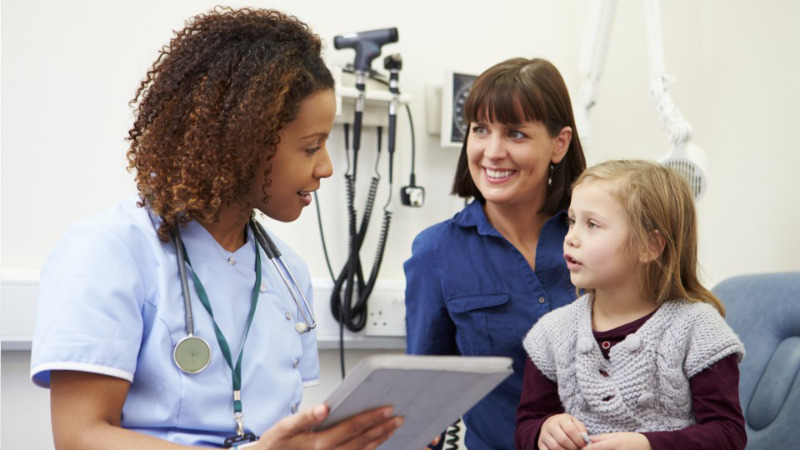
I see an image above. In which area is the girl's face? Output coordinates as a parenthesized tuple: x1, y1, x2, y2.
(466, 119, 569, 209)
(563, 181, 640, 294)
(251, 89, 335, 222)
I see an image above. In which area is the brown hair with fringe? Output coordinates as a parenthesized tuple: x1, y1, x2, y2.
(126, 7, 334, 242)
(451, 58, 586, 214)
(572, 160, 725, 315)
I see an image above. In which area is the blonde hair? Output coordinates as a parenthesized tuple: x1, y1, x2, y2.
(572, 160, 724, 315)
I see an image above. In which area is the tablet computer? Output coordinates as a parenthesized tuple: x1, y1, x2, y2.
(314, 354, 513, 450)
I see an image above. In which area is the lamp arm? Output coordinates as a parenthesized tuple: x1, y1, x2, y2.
(577, 0, 618, 154)
(644, 0, 692, 147)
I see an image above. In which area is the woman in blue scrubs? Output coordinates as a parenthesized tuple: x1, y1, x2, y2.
(404, 58, 586, 449)
(30, 8, 402, 449)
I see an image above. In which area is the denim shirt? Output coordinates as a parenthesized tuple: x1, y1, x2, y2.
(404, 200, 577, 449)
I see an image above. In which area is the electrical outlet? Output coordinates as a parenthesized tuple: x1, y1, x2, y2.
(365, 292, 406, 337)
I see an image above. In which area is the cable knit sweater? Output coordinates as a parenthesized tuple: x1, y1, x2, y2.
(522, 295, 744, 434)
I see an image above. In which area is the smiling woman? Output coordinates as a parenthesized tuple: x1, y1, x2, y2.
(404, 57, 586, 449)
(466, 120, 570, 224)
(29, 7, 402, 450)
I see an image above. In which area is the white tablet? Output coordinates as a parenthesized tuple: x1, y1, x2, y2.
(314, 354, 513, 450)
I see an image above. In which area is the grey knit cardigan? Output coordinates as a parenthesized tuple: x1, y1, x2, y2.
(523, 295, 744, 434)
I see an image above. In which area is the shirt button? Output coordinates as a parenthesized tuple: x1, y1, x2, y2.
(293, 359, 300, 369)
(285, 312, 292, 320)
(291, 403, 298, 413)
(260, 283, 267, 293)
(227, 257, 236, 265)
(538, 297, 546, 304)
(602, 341, 611, 349)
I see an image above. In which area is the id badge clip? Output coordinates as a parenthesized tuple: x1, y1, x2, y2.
(223, 432, 257, 448)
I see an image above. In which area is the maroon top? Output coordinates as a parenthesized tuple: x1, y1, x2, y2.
(515, 310, 746, 450)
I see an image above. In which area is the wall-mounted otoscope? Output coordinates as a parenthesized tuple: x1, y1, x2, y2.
(328, 29, 400, 337)
(334, 28, 398, 165)
(334, 28, 399, 73)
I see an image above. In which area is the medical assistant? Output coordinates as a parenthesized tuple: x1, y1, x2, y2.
(31, 195, 319, 447)
(404, 200, 576, 450)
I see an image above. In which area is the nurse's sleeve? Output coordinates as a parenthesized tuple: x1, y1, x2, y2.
(30, 222, 146, 387)
(403, 230, 458, 356)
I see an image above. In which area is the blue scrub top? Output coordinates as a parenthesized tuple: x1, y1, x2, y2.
(404, 200, 577, 449)
(31, 196, 319, 447)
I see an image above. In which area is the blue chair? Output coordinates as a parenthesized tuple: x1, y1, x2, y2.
(712, 272, 800, 449)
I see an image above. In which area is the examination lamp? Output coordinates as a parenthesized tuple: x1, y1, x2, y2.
(643, 0, 708, 200)
(578, 0, 708, 200)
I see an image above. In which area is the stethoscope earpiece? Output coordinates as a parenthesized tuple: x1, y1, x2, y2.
(295, 322, 309, 333)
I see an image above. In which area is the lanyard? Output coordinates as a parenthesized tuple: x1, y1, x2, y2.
(182, 242, 261, 441)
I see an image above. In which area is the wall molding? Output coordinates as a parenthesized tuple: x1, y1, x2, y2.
(1, 270, 406, 351)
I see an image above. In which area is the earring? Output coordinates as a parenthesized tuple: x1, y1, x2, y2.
(547, 164, 554, 186)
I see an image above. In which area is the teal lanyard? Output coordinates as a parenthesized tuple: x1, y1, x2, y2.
(182, 242, 261, 437)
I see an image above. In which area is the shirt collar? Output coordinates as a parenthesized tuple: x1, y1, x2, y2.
(455, 200, 568, 239)
(454, 200, 502, 237)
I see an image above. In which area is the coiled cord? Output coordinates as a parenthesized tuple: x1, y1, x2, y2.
(444, 418, 462, 449)
(330, 175, 380, 332)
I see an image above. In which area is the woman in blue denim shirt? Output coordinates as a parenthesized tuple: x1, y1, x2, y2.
(404, 58, 586, 449)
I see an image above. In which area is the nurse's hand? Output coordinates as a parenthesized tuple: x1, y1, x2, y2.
(257, 404, 403, 450)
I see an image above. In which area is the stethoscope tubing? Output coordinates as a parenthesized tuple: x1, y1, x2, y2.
(250, 218, 317, 331)
(173, 231, 195, 336)
(171, 218, 316, 374)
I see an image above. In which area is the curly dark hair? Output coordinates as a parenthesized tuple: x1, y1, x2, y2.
(126, 6, 334, 241)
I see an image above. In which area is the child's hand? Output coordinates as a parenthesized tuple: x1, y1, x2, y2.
(586, 432, 651, 449)
(539, 413, 590, 449)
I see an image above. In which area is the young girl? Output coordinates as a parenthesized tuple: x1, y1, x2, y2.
(515, 160, 746, 450)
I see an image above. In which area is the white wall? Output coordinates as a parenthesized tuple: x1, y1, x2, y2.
(3, 0, 799, 448)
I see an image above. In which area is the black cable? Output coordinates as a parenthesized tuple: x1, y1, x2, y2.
(341, 140, 356, 379)
(339, 299, 346, 379)
(313, 67, 412, 374)
(343, 123, 351, 173)
(314, 191, 336, 284)
(331, 128, 385, 333)
(339, 123, 353, 379)
(361, 212, 391, 302)
(328, 69, 409, 334)
(405, 104, 417, 183)
(333, 72, 367, 335)
(330, 176, 375, 332)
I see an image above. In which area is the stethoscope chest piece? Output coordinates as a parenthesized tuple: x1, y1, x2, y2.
(174, 334, 212, 374)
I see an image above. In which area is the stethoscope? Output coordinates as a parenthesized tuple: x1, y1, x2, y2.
(171, 217, 317, 375)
